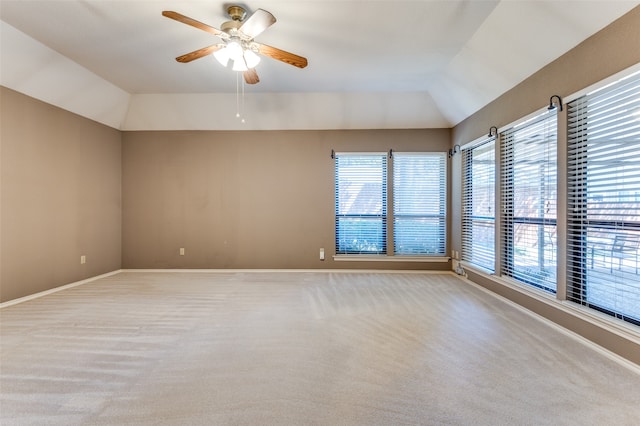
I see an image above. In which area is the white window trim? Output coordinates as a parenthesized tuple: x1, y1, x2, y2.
(334, 150, 448, 259)
(333, 255, 450, 262)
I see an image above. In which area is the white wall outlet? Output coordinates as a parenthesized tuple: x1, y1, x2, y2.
(179, 248, 185, 256)
(319, 248, 325, 261)
(80, 255, 86, 264)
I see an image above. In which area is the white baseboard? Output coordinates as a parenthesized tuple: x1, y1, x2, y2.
(2, 268, 455, 309)
(0, 270, 123, 309)
(119, 268, 452, 274)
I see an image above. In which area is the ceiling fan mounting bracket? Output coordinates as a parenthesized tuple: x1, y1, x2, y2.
(220, 5, 248, 36)
(227, 5, 247, 22)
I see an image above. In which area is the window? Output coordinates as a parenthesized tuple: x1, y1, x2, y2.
(500, 111, 558, 292)
(393, 153, 446, 255)
(334, 152, 446, 256)
(462, 138, 495, 271)
(334, 153, 387, 254)
(567, 71, 640, 325)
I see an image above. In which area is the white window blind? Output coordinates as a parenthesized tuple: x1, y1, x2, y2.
(335, 153, 387, 254)
(567, 71, 640, 325)
(462, 138, 495, 271)
(500, 111, 558, 292)
(393, 153, 446, 255)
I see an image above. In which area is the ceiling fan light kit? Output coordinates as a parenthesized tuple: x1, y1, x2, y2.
(232, 56, 248, 72)
(243, 50, 261, 68)
(162, 5, 308, 85)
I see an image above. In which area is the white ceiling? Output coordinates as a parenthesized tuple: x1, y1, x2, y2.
(1, 1, 638, 130)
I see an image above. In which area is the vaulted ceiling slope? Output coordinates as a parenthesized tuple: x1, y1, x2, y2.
(1, 1, 638, 131)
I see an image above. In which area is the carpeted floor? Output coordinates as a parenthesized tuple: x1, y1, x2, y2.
(1, 271, 639, 425)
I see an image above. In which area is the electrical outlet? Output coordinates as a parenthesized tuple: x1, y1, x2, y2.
(179, 248, 185, 256)
(319, 248, 325, 261)
(80, 255, 86, 264)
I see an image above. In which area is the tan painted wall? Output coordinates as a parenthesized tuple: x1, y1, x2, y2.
(452, 6, 640, 149)
(449, 8, 640, 364)
(451, 6, 640, 254)
(0, 87, 121, 303)
(121, 129, 450, 270)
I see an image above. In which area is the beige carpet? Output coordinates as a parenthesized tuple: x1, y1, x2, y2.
(1, 271, 639, 425)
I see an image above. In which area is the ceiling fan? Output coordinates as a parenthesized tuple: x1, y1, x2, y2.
(162, 5, 308, 85)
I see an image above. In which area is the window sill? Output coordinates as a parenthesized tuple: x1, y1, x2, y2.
(333, 255, 450, 263)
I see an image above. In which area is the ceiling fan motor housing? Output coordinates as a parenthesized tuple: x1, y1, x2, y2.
(221, 20, 242, 34)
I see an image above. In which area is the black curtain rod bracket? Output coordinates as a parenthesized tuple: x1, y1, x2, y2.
(548, 95, 564, 112)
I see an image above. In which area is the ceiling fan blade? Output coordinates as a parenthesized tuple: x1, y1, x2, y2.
(257, 43, 308, 69)
(175, 44, 224, 63)
(239, 9, 276, 39)
(162, 11, 227, 39)
(244, 68, 260, 85)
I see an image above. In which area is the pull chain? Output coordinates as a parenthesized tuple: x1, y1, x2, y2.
(241, 75, 246, 124)
(235, 72, 241, 119)
(235, 72, 246, 123)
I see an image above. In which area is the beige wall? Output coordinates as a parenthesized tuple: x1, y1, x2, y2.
(122, 129, 451, 270)
(1, 87, 122, 303)
(449, 7, 640, 364)
(451, 4, 640, 261)
(452, 6, 640, 149)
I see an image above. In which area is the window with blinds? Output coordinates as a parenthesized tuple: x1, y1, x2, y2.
(335, 153, 387, 254)
(393, 153, 446, 255)
(462, 138, 496, 271)
(567, 71, 640, 325)
(500, 111, 558, 292)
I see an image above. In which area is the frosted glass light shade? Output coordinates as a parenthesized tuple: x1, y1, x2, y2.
(226, 40, 243, 61)
(232, 58, 248, 72)
(213, 48, 230, 67)
(244, 50, 261, 69)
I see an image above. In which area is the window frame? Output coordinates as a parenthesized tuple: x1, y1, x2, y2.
(461, 137, 496, 272)
(499, 110, 558, 293)
(334, 152, 388, 255)
(393, 152, 447, 256)
(566, 70, 640, 326)
(333, 151, 447, 258)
